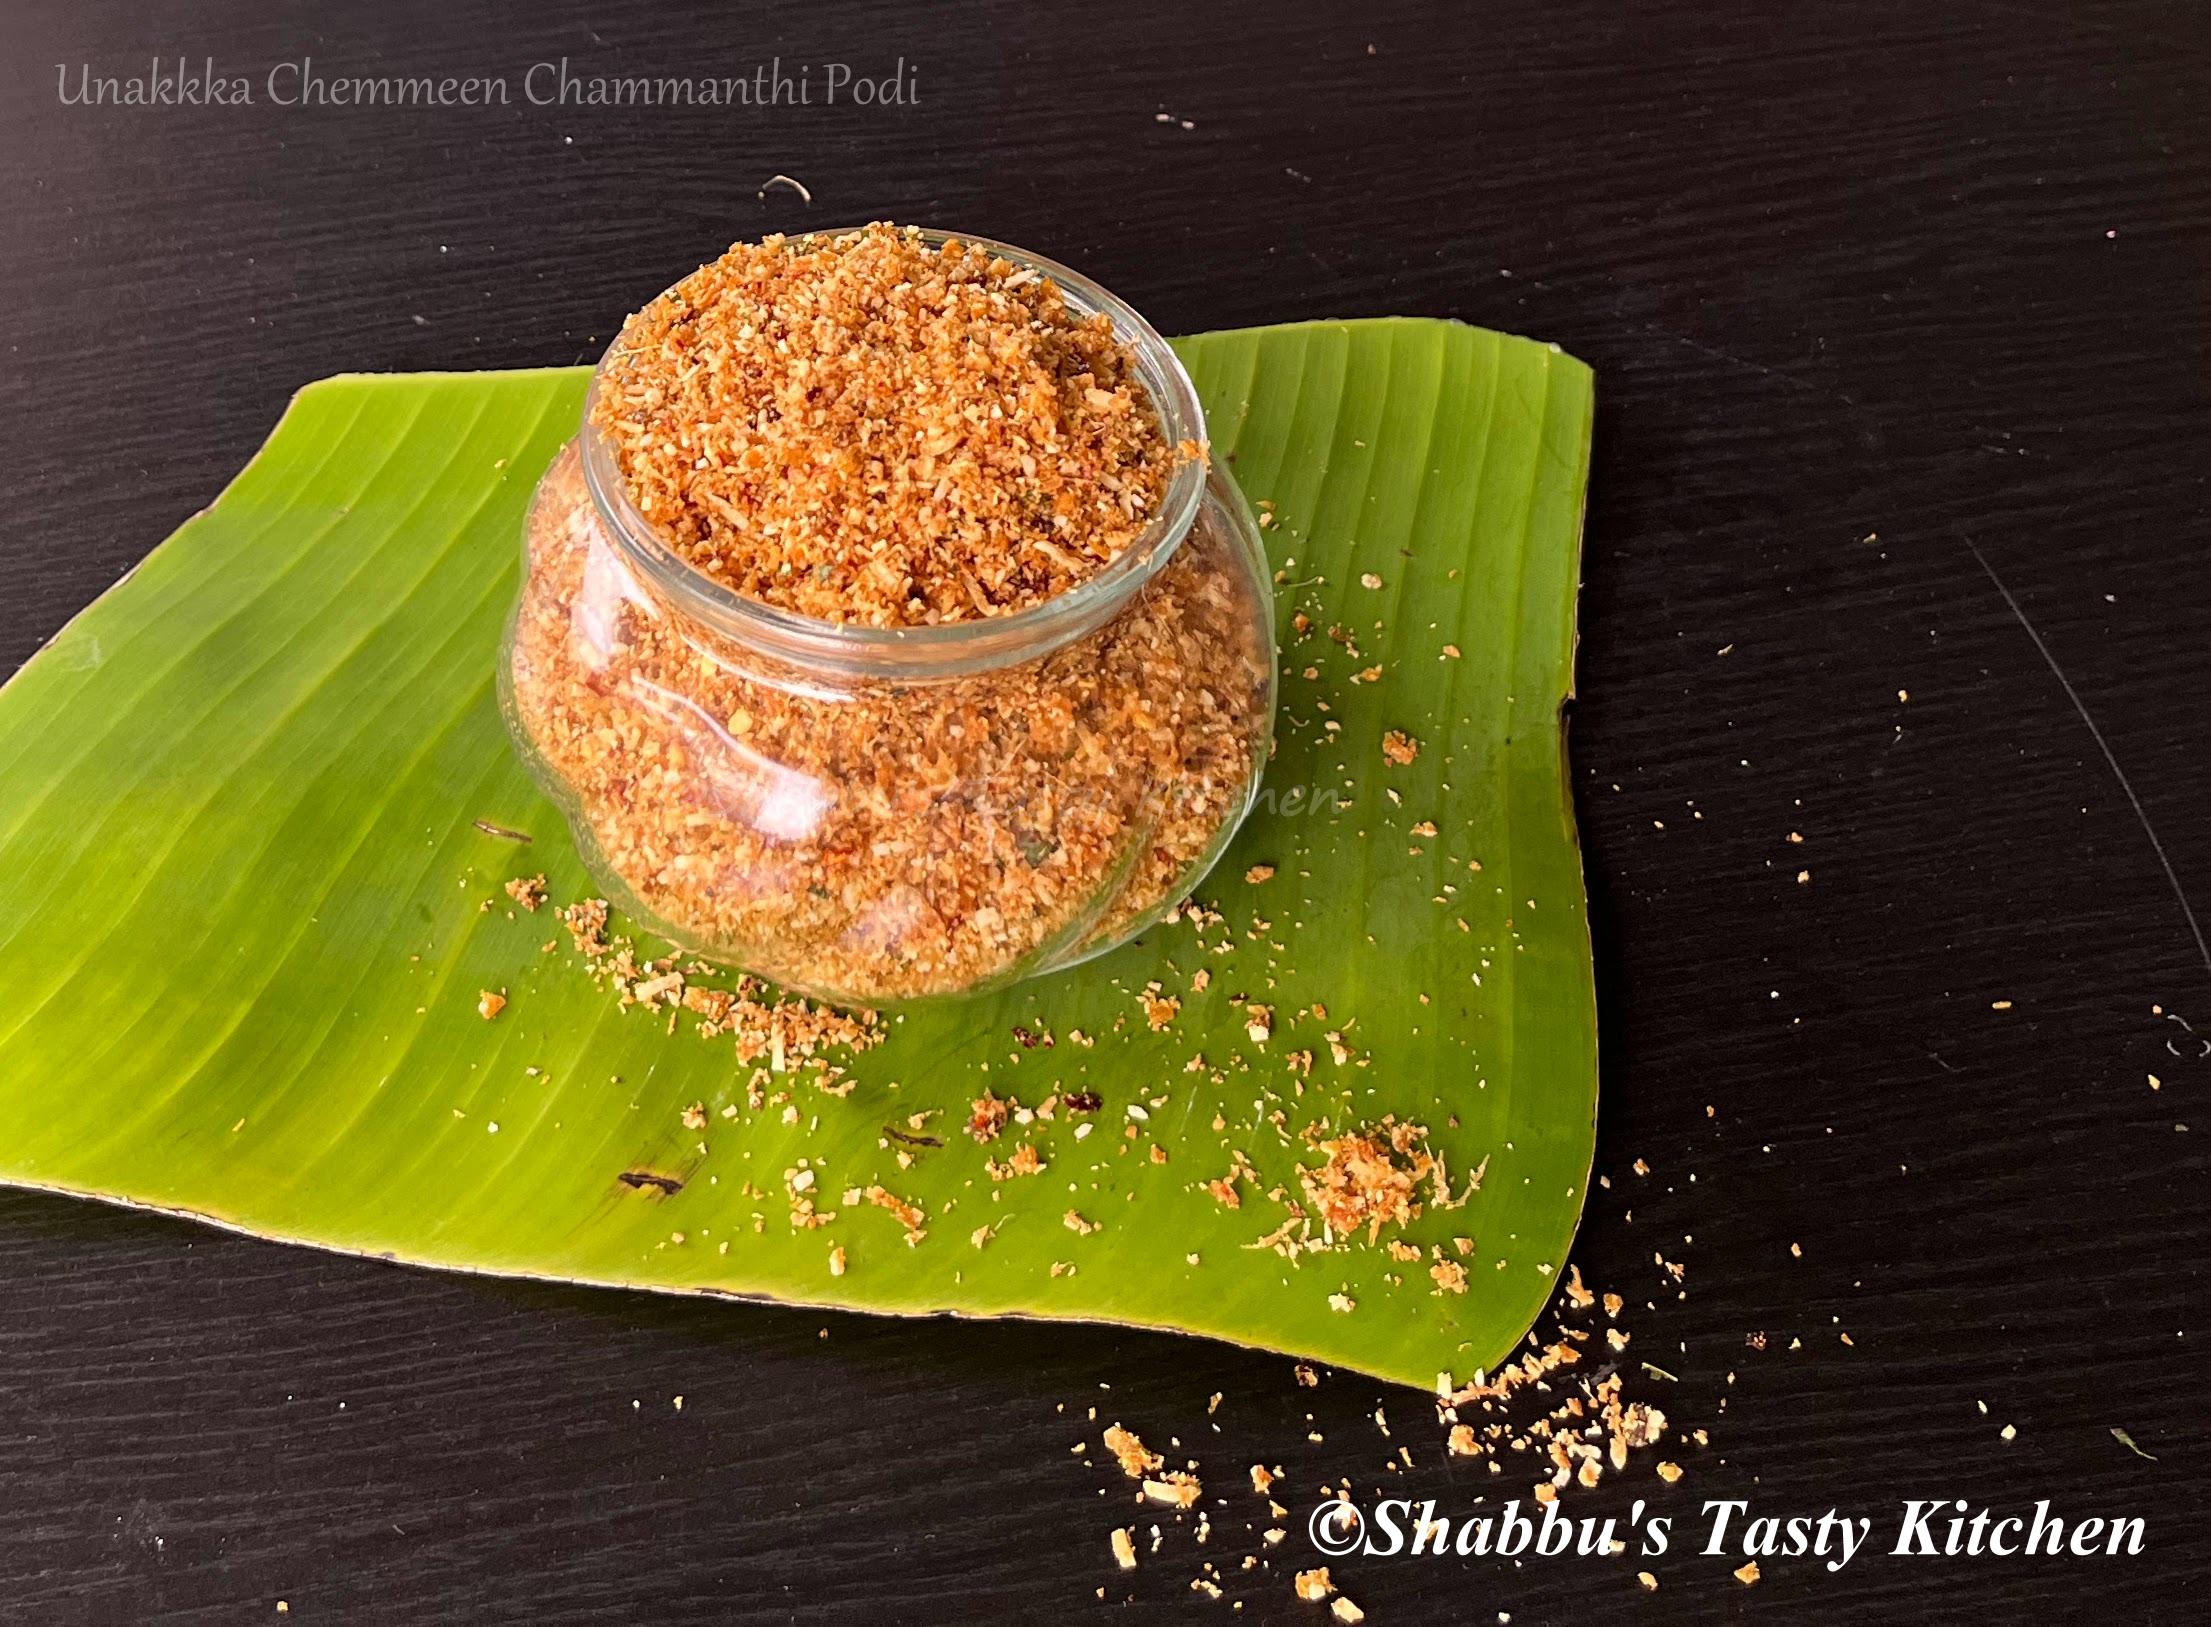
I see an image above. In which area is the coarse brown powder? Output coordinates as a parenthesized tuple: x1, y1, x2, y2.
(591, 223, 1186, 629)
(505, 227, 1272, 1001)
(507, 442, 1269, 1000)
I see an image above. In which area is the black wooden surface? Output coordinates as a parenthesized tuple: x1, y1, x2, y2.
(2, 2, 2206, 1621)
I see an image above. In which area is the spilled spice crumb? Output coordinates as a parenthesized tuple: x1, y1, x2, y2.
(1104, 1424, 1162, 1478)
(1142, 1472, 1202, 1508)
(1299, 1121, 1436, 1242)
(968, 1091, 1011, 1143)
(556, 896, 881, 1079)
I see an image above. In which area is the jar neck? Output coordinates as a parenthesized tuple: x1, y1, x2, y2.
(579, 227, 1209, 683)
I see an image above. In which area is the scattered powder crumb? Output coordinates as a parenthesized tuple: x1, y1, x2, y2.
(1300, 1121, 1435, 1242)
(857, 1183, 927, 1243)
(477, 989, 506, 1021)
(1143, 1472, 1202, 1508)
(1104, 1425, 1163, 1478)
(1294, 1567, 1335, 1602)
(968, 1091, 1011, 1143)
(554, 896, 882, 1074)
(504, 874, 548, 911)
(1142, 986, 1183, 1030)
(987, 1142, 1045, 1180)
(1381, 729, 1421, 766)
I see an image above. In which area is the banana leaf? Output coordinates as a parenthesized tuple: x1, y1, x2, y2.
(0, 318, 1594, 1389)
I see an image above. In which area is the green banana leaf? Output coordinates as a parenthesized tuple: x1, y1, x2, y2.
(0, 318, 1594, 1390)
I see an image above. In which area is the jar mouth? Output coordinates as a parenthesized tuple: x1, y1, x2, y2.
(577, 226, 1209, 679)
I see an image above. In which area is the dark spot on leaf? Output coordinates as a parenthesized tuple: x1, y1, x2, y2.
(473, 818, 533, 842)
(617, 1170, 684, 1195)
(1065, 1091, 1102, 1114)
(885, 1126, 944, 1148)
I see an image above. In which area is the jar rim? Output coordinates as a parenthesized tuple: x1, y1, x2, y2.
(577, 226, 1209, 679)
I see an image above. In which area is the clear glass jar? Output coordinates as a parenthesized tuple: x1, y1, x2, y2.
(499, 234, 1276, 1004)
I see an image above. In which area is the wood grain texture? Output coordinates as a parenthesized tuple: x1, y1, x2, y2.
(0, 1, 2205, 1622)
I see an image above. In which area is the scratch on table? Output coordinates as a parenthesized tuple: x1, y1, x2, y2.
(2162, 1011, 2211, 1060)
(1964, 535, 2211, 985)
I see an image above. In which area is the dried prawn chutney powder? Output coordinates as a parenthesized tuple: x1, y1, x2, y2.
(501, 225, 1277, 1002)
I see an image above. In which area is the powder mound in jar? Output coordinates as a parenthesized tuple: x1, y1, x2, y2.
(591, 222, 1187, 628)
(507, 443, 1269, 1001)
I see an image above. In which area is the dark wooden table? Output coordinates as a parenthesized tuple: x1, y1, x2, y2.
(3, 2, 2205, 1621)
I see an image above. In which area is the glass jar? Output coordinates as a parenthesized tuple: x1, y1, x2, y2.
(499, 234, 1276, 1004)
